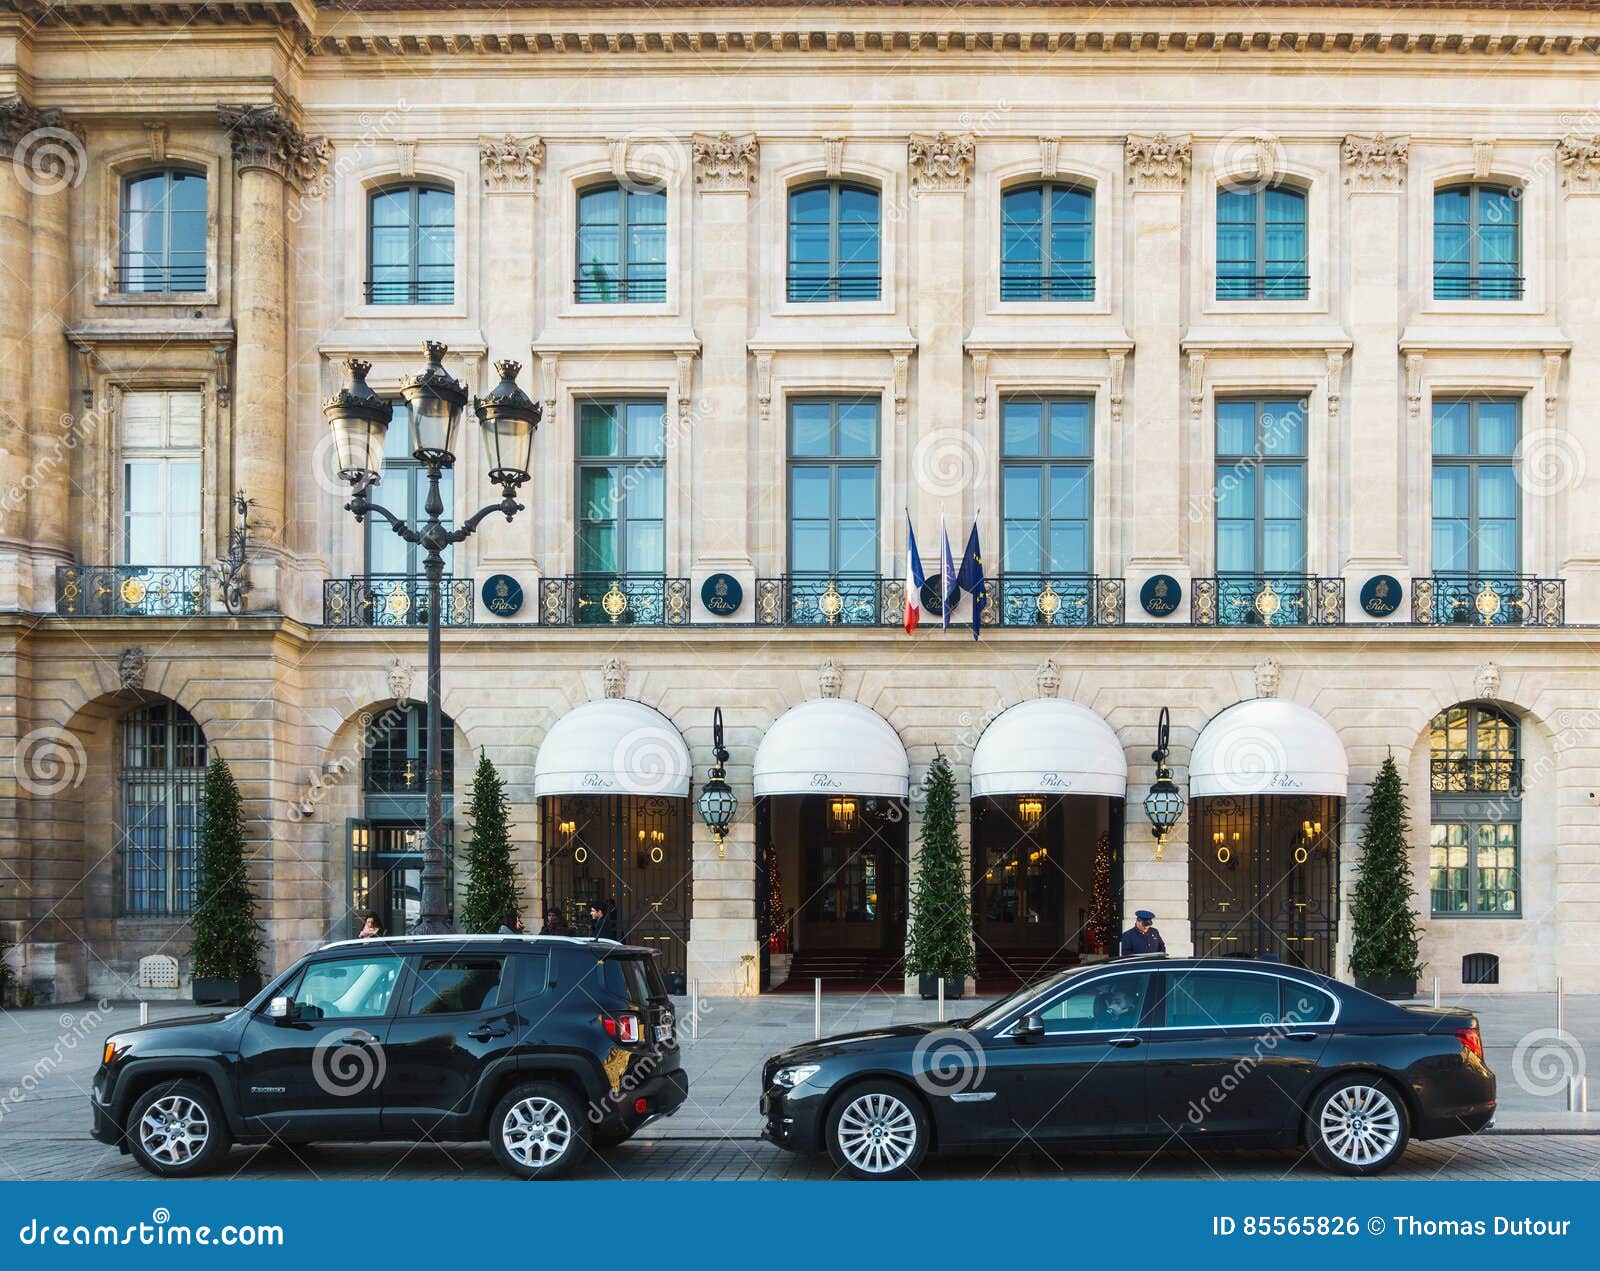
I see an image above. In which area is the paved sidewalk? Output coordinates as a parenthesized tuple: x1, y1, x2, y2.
(0, 988, 1594, 1183)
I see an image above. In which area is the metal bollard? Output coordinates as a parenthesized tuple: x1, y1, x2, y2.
(1557, 976, 1566, 1036)
(139, 1001, 149, 1026)
(1570, 1076, 1589, 1114)
(814, 979, 823, 1039)
(938, 977, 946, 1023)
(1433, 976, 1440, 1009)
(689, 980, 699, 1042)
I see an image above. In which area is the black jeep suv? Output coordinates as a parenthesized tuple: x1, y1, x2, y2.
(91, 935, 687, 1179)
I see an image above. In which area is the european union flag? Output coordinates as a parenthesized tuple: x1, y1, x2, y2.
(957, 522, 987, 640)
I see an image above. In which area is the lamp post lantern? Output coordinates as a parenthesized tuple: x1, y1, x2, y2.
(1143, 705, 1186, 862)
(325, 344, 540, 934)
(697, 706, 737, 860)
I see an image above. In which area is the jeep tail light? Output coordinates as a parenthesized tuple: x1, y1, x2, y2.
(1455, 1027, 1483, 1059)
(602, 1013, 641, 1044)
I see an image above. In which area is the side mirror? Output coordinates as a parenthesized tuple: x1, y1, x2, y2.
(266, 996, 295, 1022)
(1015, 1013, 1046, 1043)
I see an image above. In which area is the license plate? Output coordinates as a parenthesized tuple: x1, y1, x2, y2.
(655, 1024, 674, 1043)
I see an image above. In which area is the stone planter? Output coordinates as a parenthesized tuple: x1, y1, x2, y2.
(918, 973, 966, 1001)
(192, 973, 262, 1007)
(1355, 972, 1416, 1001)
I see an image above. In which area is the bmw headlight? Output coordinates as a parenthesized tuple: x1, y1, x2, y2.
(773, 1063, 820, 1089)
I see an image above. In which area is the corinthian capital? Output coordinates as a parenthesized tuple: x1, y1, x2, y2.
(218, 104, 331, 193)
(1557, 135, 1600, 194)
(480, 135, 545, 194)
(692, 131, 759, 191)
(1341, 134, 1409, 191)
(908, 132, 974, 192)
(1125, 134, 1191, 191)
(0, 94, 84, 192)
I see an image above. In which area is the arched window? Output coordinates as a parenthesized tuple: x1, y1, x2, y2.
(1434, 183, 1521, 300)
(365, 705, 455, 794)
(121, 701, 208, 914)
(119, 168, 207, 292)
(1217, 183, 1307, 300)
(367, 183, 454, 304)
(1428, 703, 1521, 916)
(576, 182, 667, 303)
(1001, 182, 1094, 301)
(787, 181, 880, 301)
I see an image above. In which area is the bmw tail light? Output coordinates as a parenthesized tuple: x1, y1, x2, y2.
(1455, 1027, 1484, 1059)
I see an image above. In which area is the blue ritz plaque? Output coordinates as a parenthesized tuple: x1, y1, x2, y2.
(482, 574, 524, 618)
(1139, 573, 1183, 617)
(1360, 574, 1403, 617)
(701, 572, 744, 617)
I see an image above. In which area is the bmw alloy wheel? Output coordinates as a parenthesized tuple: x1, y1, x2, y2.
(835, 1091, 918, 1175)
(502, 1096, 574, 1170)
(137, 1094, 211, 1166)
(1318, 1083, 1402, 1167)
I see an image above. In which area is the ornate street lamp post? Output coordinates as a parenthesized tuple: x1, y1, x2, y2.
(325, 344, 540, 933)
(697, 707, 737, 860)
(1143, 705, 1185, 862)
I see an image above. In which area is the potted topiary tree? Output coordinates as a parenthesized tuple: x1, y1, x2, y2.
(459, 750, 522, 934)
(1348, 752, 1424, 999)
(904, 752, 976, 1000)
(189, 755, 265, 1006)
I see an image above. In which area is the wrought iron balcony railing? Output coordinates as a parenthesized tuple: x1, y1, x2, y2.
(539, 575, 690, 626)
(1411, 575, 1564, 627)
(786, 274, 881, 302)
(116, 263, 207, 292)
(573, 275, 667, 304)
(57, 565, 213, 617)
(999, 272, 1095, 302)
(1432, 273, 1524, 301)
(323, 575, 474, 627)
(755, 575, 904, 627)
(987, 574, 1125, 627)
(1430, 756, 1523, 796)
(1216, 272, 1310, 300)
(364, 278, 454, 304)
(1192, 575, 1344, 626)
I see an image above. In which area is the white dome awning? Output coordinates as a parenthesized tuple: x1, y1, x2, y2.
(534, 699, 691, 799)
(971, 699, 1127, 799)
(754, 699, 909, 799)
(1190, 699, 1348, 798)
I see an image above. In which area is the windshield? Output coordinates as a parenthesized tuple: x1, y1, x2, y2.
(963, 965, 1103, 1031)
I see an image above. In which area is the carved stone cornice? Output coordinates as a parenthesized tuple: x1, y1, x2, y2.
(1125, 133, 1191, 191)
(1558, 135, 1600, 194)
(908, 132, 974, 192)
(1342, 133, 1409, 191)
(480, 135, 545, 193)
(217, 104, 330, 193)
(692, 131, 759, 191)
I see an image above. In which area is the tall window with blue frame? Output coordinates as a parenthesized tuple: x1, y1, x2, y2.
(1429, 703, 1521, 917)
(788, 399, 880, 577)
(576, 182, 667, 303)
(576, 400, 667, 578)
(1431, 399, 1519, 578)
(1000, 183, 1093, 301)
(1216, 184, 1308, 300)
(1000, 397, 1093, 576)
(367, 183, 454, 304)
(1215, 398, 1308, 580)
(367, 400, 453, 578)
(120, 168, 207, 292)
(1434, 184, 1521, 300)
(787, 181, 880, 301)
(121, 701, 208, 916)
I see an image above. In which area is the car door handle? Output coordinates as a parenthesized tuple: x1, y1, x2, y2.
(467, 1025, 510, 1041)
(1283, 1031, 1319, 1042)
(344, 1030, 380, 1045)
(1107, 1035, 1142, 1048)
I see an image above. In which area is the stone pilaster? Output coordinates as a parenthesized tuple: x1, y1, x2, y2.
(1341, 135, 1410, 612)
(686, 816, 759, 996)
(27, 174, 73, 611)
(689, 133, 755, 612)
(218, 104, 330, 611)
(1556, 135, 1600, 624)
(1124, 135, 1191, 586)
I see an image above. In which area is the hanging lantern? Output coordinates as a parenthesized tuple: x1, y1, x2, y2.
(696, 706, 738, 860)
(1143, 706, 1186, 860)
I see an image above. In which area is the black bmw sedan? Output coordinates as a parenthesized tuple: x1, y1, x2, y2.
(761, 956, 1494, 1179)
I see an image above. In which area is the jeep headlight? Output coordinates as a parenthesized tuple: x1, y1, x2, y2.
(773, 1063, 820, 1089)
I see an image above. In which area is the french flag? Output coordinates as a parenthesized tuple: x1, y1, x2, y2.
(904, 513, 925, 634)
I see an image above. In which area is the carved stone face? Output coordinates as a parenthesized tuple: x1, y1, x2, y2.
(1474, 661, 1501, 701)
(818, 658, 843, 699)
(1035, 659, 1061, 698)
(1254, 657, 1282, 699)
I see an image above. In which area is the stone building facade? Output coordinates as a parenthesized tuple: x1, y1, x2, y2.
(1, 1, 1598, 1003)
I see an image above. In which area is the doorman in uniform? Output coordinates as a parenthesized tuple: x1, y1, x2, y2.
(1120, 909, 1166, 957)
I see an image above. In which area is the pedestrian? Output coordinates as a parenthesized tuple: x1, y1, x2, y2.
(1119, 908, 1166, 957)
(589, 898, 615, 940)
(357, 911, 383, 939)
(497, 911, 524, 935)
(542, 907, 572, 936)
